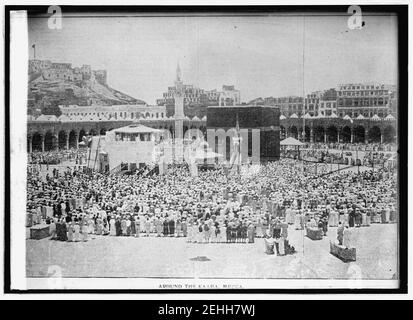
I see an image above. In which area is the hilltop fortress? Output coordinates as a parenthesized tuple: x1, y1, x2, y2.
(29, 59, 107, 86)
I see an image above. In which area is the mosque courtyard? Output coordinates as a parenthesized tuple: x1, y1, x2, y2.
(26, 222, 398, 281)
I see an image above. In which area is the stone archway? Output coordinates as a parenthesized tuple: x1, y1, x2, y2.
(314, 126, 325, 143)
(199, 126, 206, 138)
(368, 126, 381, 143)
(183, 125, 189, 138)
(32, 132, 43, 152)
(326, 126, 338, 143)
(58, 130, 67, 150)
(69, 130, 77, 149)
(383, 126, 396, 143)
(290, 126, 298, 139)
(341, 126, 351, 143)
(78, 129, 86, 142)
(353, 126, 365, 143)
(44, 131, 55, 151)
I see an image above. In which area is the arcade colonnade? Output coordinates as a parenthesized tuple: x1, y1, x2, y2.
(279, 119, 397, 144)
(27, 119, 207, 152)
(27, 118, 397, 152)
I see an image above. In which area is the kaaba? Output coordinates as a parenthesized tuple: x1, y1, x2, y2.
(207, 106, 280, 161)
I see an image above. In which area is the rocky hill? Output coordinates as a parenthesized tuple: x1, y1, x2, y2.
(28, 73, 145, 108)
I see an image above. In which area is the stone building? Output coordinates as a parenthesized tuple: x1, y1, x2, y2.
(59, 104, 166, 120)
(336, 83, 395, 118)
(263, 96, 304, 117)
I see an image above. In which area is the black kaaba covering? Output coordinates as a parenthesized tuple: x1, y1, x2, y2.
(207, 106, 280, 161)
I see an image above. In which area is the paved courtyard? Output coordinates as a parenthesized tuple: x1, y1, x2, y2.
(26, 223, 398, 280)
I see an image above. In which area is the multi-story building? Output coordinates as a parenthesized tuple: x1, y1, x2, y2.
(264, 96, 304, 116)
(219, 85, 241, 106)
(336, 83, 395, 118)
(29, 59, 52, 73)
(157, 84, 240, 107)
(59, 104, 166, 120)
(318, 88, 338, 117)
(304, 91, 323, 116)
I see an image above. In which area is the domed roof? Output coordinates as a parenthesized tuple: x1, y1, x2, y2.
(385, 114, 396, 121)
(36, 114, 58, 122)
(58, 114, 71, 122)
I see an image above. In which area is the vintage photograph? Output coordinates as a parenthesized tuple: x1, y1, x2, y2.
(7, 6, 404, 291)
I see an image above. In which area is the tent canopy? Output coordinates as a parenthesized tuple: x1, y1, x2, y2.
(280, 137, 304, 146)
(193, 150, 224, 160)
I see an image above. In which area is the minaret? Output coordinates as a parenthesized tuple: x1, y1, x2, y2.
(174, 62, 184, 119)
(174, 62, 185, 147)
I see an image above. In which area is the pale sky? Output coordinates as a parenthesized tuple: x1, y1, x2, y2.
(28, 13, 398, 104)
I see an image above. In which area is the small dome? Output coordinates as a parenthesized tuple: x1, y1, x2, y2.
(36, 114, 57, 122)
(58, 114, 71, 122)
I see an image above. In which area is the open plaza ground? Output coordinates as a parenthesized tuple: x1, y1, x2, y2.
(26, 222, 397, 279)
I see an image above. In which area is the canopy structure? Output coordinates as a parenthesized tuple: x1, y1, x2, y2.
(330, 112, 338, 118)
(371, 114, 381, 121)
(343, 115, 352, 120)
(279, 115, 287, 120)
(385, 114, 396, 121)
(280, 137, 304, 146)
(356, 114, 365, 120)
(289, 113, 298, 119)
(58, 114, 71, 122)
(193, 149, 224, 160)
(36, 114, 58, 122)
(112, 124, 163, 134)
